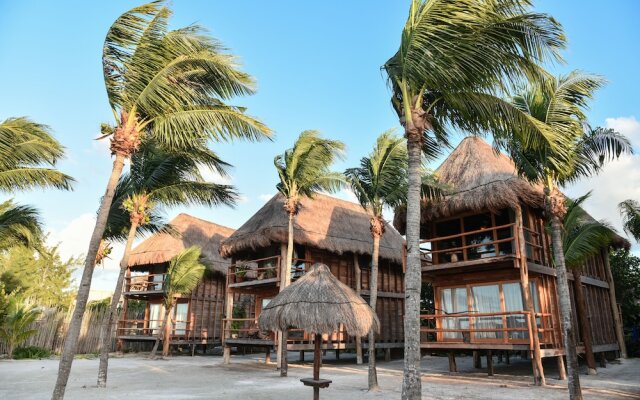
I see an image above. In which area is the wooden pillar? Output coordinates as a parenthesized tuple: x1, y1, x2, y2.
(313, 333, 322, 400)
(473, 351, 482, 368)
(335, 349, 340, 360)
(354, 254, 363, 365)
(223, 287, 234, 364)
(506, 351, 510, 365)
(300, 350, 305, 362)
(515, 206, 545, 386)
(602, 248, 627, 358)
(599, 353, 607, 368)
(447, 351, 457, 372)
(572, 268, 597, 375)
(557, 356, 567, 380)
(486, 351, 494, 376)
(265, 348, 271, 364)
(384, 348, 391, 362)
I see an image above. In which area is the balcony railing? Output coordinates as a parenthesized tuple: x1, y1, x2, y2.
(124, 273, 166, 293)
(222, 318, 347, 345)
(420, 311, 556, 347)
(226, 257, 314, 286)
(118, 318, 191, 338)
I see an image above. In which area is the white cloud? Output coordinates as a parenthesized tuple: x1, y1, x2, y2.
(564, 116, 640, 251)
(198, 164, 233, 185)
(334, 188, 359, 204)
(258, 193, 274, 202)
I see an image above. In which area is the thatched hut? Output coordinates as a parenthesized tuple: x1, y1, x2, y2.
(118, 213, 234, 353)
(395, 136, 627, 380)
(259, 263, 379, 400)
(220, 193, 405, 364)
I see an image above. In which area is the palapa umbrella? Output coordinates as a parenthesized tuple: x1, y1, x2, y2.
(259, 263, 379, 400)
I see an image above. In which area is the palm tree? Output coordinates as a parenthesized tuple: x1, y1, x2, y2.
(345, 130, 407, 390)
(274, 130, 345, 376)
(149, 246, 206, 358)
(382, 2, 565, 397)
(53, 3, 271, 398)
(619, 199, 640, 242)
(563, 192, 616, 375)
(496, 71, 632, 399)
(0, 117, 73, 252)
(96, 143, 236, 387)
(0, 297, 42, 359)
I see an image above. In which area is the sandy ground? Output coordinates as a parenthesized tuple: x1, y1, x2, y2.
(0, 351, 638, 399)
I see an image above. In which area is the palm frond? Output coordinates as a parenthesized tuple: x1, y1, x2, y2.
(165, 246, 206, 305)
(0, 200, 42, 251)
(619, 199, 640, 242)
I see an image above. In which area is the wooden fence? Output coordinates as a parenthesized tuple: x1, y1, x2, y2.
(0, 307, 119, 355)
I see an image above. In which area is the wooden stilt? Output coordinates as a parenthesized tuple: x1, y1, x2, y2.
(498, 352, 503, 363)
(300, 350, 305, 362)
(506, 351, 510, 365)
(557, 356, 567, 380)
(354, 255, 363, 365)
(223, 287, 234, 365)
(599, 353, 607, 368)
(473, 351, 482, 368)
(335, 349, 340, 360)
(447, 351, 457, 372)
(384, 348, 391, 362)
(223, 346, 231, 364)
(265, 348, 271, 364)
(487, 351, 494, 376)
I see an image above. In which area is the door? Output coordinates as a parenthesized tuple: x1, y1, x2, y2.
(148, 303, 164, 336)
(174, 303, 189, 336)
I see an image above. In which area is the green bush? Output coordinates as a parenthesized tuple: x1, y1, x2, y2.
(12, 346, 52, 359)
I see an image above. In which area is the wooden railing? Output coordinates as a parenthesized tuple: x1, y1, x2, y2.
(422, 223, 516, 265)
(118, 318, 191, 338)
(226, 257, 314, 286)
(523, 226, 545, 265)
(124, 273, 166, 293)
(222, 318, 347, 345)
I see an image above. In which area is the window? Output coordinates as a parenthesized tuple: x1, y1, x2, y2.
(440, 288, 468, 340)
(470, 284, 502, 340)
(149, 303, 164, 336)
(174, 303, 188, 335)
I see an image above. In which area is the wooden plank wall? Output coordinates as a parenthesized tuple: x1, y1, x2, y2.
(307, 248, 405, 343)
(189, 274, 225, 343)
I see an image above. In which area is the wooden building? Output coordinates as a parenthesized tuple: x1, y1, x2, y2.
(394, 137, 628, 379)
(218, 193, 405, 363)
(117, 213, 233, 353)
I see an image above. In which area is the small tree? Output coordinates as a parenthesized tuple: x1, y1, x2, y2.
(0, 297, 41, 358)
(274, 130, 345, 376)
(619, 199, 640, 243)
(149, 246, 205, 358)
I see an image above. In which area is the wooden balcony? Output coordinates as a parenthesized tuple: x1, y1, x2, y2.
(421, 222, 546, 272)
(117, 318, 191, 341)
(123, 273, 166, 297)
(226, 256, 313, 291)
(420, 311, 557, 350)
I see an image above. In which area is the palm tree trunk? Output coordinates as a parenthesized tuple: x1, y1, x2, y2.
(150, 304, 171, 359)
(401, 127, 423, 400)
(551, 216, 583, 400)
(52, 153, 126, 400)
(368, 230, 381, 390)
(97, 220, 139, 388)
(572, 268, 597, 375)
(162, 302, 173, 357)
(279, 211, 295, 377)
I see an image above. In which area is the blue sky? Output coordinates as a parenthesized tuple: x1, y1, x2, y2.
(1, 1, 639, 293)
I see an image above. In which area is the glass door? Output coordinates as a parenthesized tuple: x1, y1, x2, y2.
(470, 284, 502, 341)
(148, 303, 164, 336)
(440, 287, 468, 341)
(174, 303, 189, 336)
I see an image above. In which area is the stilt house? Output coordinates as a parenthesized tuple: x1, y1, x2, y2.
(218, 193, 405, 362)
(118, 213, 233, 353)
(394, 137, 628, 378)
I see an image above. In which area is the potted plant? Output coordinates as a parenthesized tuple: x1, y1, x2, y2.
(258, 261, 276, 280)
(235, 264, 250, 283)
(230, 305, 246, 338)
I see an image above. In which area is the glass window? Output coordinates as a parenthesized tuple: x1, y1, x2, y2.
(503, 283, 527, 340)
(440, 288, 468, 340)
(174, 303, 188, 336)
(149, 304, 164, 336)
(435, 220, 462, 263)
(470, 284, 502, 340)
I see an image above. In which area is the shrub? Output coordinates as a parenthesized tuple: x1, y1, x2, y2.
(13, 345, 51, 359)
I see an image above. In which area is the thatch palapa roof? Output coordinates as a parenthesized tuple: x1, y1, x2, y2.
(258, 263, 379, 336)
(394, 136, 545, 233)
(219, 193, 404, 264)
(128, 213, 234, 274)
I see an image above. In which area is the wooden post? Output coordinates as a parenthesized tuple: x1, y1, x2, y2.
(314, 333, 322, 400)
(506, 351, 510, 365)
(447, 351, 457, 372)
(599, 353, 607, 368)
(384, 348, 391, 362)
(557, 356, 567, 380)
(265, 348, 271, 364)
(473, 351, 482, 368)
(602, 248, 627, 358)
(223, 288, 234, 364)
(300, 350, 305, 362)
(515, 206, 545, 386)
(335, 349, 340, 360)
(354, 254, 363, 365)
(572, 268, 597, 375)
(486, 351, 494, 376)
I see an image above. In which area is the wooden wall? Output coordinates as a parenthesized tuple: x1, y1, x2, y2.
(188, 273, 226, 343)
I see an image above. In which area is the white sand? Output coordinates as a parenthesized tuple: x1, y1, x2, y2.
(0, 351, 638, 399)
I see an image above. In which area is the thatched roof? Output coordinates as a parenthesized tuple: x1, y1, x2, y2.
(128, 213, 234, 274)
(394, 136, 545, 233)
(220, 193, 404, 264)
(258, 263, 379, 336)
